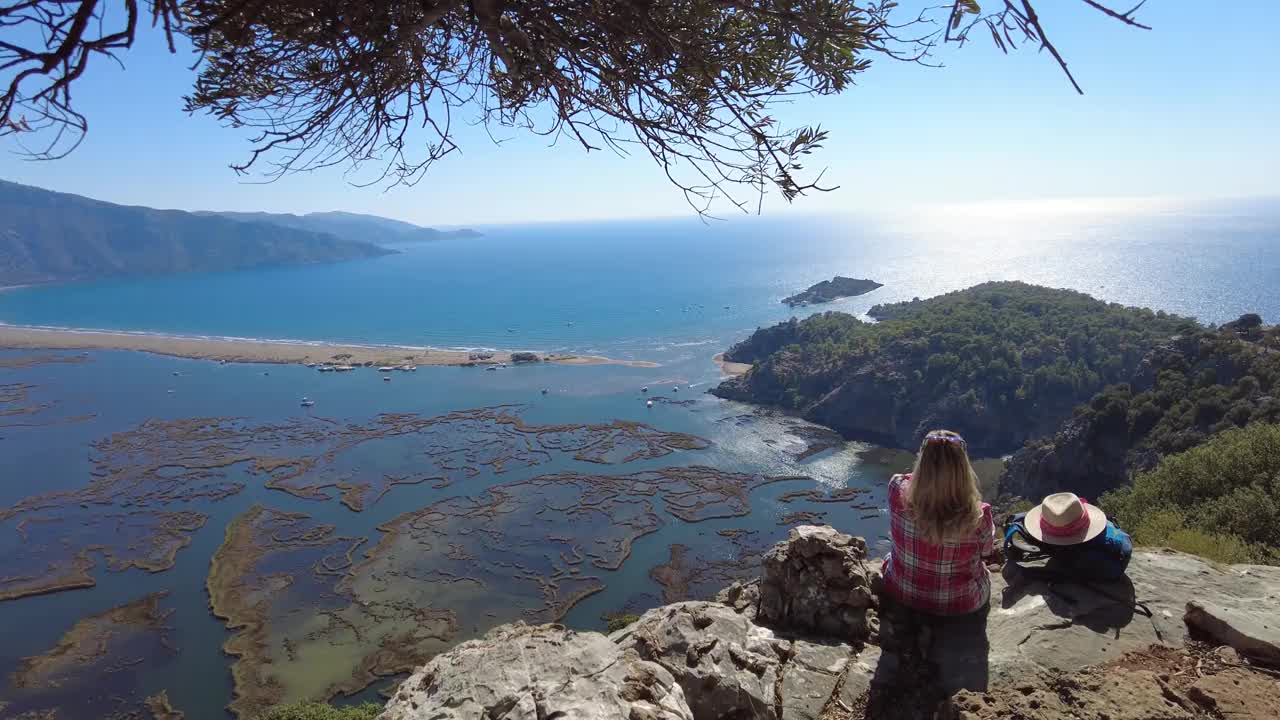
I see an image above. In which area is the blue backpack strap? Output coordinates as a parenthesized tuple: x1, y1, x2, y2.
(1003, 512, 1052, 563)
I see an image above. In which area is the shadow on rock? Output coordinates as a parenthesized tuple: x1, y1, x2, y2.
(998, 563, 1142, 638)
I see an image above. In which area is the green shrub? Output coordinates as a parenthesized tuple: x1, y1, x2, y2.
(1128, 509, 1259, 565)
(257, 702, 382, 720)
(605, 613, 641, 633)
(1102, 423, 1280, 564)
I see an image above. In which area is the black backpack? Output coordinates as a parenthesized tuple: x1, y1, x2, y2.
(1003, 512, 1133, 582)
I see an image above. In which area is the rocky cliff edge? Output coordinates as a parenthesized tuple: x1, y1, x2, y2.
(381, 525, 1280, 720)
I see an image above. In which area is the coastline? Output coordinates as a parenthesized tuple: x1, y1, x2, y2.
(0, 324, 659, 369)
(712, 352, 752, 377)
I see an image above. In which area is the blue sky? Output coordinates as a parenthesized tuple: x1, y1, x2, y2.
(1, 1, 1277, 226)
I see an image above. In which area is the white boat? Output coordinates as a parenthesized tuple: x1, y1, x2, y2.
(641, 386, 648, 393)
(486, 365, 499, 371)
(317, 365, 335, 372)
(305, 362, 316, 368)
(334, 365, 355, 372)
(378, 366, 395, 372)
(646, 400, 653, 408)
(300, 397, 315, 407)
(673, 386, 679, 392)
(397, 365, 416, 372)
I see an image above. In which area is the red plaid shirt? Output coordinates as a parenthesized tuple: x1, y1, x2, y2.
(881, 474, 995, 616)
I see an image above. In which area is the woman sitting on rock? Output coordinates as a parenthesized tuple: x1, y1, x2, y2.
(881, 429, 996, 616)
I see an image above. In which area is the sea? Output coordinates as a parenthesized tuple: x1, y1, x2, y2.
(0, 203, 1277, 719)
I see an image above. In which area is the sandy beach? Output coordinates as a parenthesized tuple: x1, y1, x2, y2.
(712, 352, 752, 377)
(0, 324, 659, 369)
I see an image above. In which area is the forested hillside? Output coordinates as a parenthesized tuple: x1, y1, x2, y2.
(712, 282, 1198, 453)
(1002, 316, 1280, 501)
(202, 210, 480, 246)
(0, 180, 392, 286)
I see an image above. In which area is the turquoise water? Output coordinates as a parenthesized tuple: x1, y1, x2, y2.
(3, 209, 1279, 364)
(1, 205, 1278, 720)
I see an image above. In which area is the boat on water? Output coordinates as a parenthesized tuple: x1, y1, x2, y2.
(333, 365, 355, 372)
(317, 365, 335, 372)
(383, 376, 392, 382)
(486, 365, 499, 371)
(646, 400, 653, 408)
(300, 397, 315, 407)
(397, 365, 416, 372)
(305, 362, 317, 368)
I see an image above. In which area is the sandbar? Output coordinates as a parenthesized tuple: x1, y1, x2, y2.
(712, 352, 751, 377)
(0, 324, 658, 368)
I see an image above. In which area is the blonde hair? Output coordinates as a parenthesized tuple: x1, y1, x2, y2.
(905, 429, 983, 543)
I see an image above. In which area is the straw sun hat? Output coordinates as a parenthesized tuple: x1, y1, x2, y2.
(1024, 492, 1108, 545)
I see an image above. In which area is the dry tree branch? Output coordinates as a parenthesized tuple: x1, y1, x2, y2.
(0, 0, 181, 158)
(2, 0, 1152, 215)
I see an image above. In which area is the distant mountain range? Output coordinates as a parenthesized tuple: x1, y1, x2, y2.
(0, 180, 477, 287)
(197, 209, 482, 246)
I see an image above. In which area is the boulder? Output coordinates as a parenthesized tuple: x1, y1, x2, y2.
(613, 601, 877, 720)
(757, 525, 879, 641)
(380, 622, 692, 720)
(1185, 601, 1280, 667)
(615, 602, 792, 720)
(715, 579, 761, 620)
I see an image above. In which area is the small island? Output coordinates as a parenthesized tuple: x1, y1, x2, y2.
(781, 276, 882, 307)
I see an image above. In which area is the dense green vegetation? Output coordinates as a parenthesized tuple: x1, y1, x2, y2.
(1071, 321, 1280, 457)
(605, 613, 642, 633)
(1102, 423, 1280, 565)
(715, 282, 1197, 453)
(0, 180, 392, 286)
(257, 702, 381, 720)
(1002, 317, 1280, 502)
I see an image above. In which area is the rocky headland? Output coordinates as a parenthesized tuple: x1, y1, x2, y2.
(713, 283, 1198, 454)
(713, 283, 1280, 536)
(782, 277, 883, 307)
(380, 525, 1280, 720)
